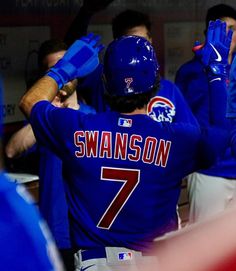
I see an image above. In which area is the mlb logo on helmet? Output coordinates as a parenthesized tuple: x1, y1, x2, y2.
(118, 252, 132, 261)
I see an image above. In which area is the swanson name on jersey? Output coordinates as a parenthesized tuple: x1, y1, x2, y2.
(74, 131, 171, 167)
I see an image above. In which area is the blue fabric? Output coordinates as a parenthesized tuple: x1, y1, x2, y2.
(175, 51, 236, 178)
(30, 97, 227, 251)
(227, 56, 236, 118)
(77, 64, 108, 112)
(0, 172, 61, 270)
(38, 102, 95, 249)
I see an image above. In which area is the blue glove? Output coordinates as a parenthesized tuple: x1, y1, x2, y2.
(200, 19, 233, 78)
(227, 57, 236, 117)
(46, 33, 104, 89)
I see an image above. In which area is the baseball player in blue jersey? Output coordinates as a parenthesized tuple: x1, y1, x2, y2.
(71, 8, 198, 227)
(0, 80, 63, 270)
(74, 9, 188, 117)
(0, 173, 64, 270)
(6, 39, 96, 271)
(175, 4, 236, 223)
(19, 21, 230, 270)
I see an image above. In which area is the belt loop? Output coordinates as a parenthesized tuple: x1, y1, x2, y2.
(74, 250, 83, 270)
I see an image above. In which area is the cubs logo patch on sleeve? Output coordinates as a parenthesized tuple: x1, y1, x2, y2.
(147, 96, 176, 123)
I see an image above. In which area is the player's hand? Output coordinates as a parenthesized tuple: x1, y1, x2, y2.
(46, 33, 104, 89)
(200, 19, 233, 77)
(226, 57, 236, 117)
(82, 0, 114, 14)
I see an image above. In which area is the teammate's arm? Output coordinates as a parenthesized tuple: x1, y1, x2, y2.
(20, 76, 58, 118)
(203, 20, 232, 126)
(5, 124, 36, 159)
(64, 0, 114, 46)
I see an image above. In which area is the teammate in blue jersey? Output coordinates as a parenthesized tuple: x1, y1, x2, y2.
(6, 39, 96, 271)
(69, 8, 187, 117)
(0, 173, 64, 271)
(0, 80, 63, 270)
(175, 4, 236, 224)
(19, 20, 230, 270)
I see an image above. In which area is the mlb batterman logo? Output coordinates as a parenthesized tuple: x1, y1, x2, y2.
(118, 252, 132, 261)
(147, 96, 176, 123)
(125, 77, 134, 93)
(118, 118, 132, 127)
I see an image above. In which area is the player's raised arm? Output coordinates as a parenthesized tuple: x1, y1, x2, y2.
(19, 33, 104, 118)
(64, 0, 114, 45)
(200, 19, 232, 126)
(184, 20, 232, 168)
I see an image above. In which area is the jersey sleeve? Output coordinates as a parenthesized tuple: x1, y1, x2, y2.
(176, 59, 229, 169)
(29, 100, 82, 158)
(0, 172, 63, 270)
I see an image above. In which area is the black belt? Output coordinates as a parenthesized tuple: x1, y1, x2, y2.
(80, 248, 154, 261)
(80, 248, 107, 261)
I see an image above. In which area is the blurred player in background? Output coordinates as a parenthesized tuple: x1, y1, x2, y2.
(0, 78, 63, 270)
(19, 19, 230, 270)
(6, 39, 95, 271)
(175, 4, 236, 224)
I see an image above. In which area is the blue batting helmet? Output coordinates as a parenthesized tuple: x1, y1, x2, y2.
(103, 35, 159, 96)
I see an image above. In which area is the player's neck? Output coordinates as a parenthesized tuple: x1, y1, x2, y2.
(121, 107, 147, 115)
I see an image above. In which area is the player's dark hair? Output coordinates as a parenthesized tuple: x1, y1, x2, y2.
(38, 39, 68, 73)
(205, 4, 236, 33)
(112, 9, 151, 39)
(105, 75, 160, 113)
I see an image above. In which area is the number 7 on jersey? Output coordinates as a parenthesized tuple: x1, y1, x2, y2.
(97, 167, 140, 229)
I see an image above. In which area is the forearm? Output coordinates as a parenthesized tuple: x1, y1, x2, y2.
(64, 6, 93, 46)
(208, 75, 228, 127)
(19, 76, 58, 118)
(5, 124, 36, 158)
(64, 0, 114, 46)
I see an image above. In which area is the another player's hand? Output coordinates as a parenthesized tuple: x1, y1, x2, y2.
(82, 0, 115, 14)
(200, 19, 233, 77)
(46, 33, 104, 89)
